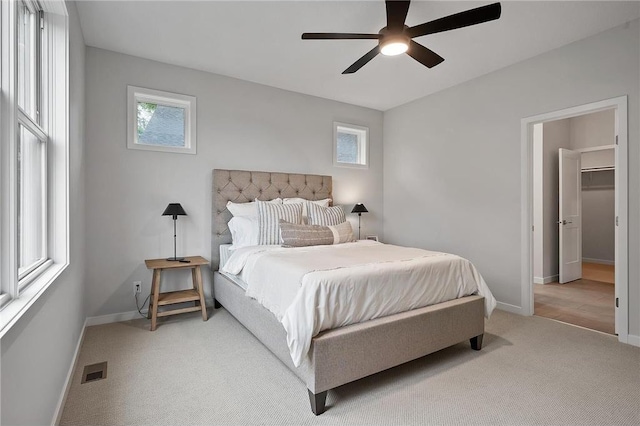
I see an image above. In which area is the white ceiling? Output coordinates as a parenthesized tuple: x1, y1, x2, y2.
(76, 1, 640, 111)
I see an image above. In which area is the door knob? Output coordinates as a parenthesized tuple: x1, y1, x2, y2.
(557, 220, 572, 225)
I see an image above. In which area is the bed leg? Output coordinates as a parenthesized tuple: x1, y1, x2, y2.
(308, 389, 327, 415)
(470, 334, 483, 350)
(214, 299, 222, 309)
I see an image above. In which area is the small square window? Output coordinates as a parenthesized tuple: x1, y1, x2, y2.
(127, 86, 197, 154)
(333, 122, 368, 168)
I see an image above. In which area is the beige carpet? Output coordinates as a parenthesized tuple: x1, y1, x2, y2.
(60, 309, 639, 426)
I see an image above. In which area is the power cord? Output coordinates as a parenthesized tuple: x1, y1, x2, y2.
(135, 292, 151, 319)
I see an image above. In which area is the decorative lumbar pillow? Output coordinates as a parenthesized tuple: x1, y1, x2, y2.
(226, 198, 282, 219)
(328, 221, 355, 244)
(283, 197, 332, 224)
(307, 202, 346, 226)
(279, 220, 354, 247)
(257, 201, 303, 245)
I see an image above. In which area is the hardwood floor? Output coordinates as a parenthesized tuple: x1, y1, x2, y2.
(582, 262, 614, 284)
(534, 263, 615, 335)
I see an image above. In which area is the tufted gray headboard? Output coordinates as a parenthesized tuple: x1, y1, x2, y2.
(212, 169, 332, 270)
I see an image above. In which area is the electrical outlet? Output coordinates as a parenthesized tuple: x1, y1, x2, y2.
(133, 281, 142, 295)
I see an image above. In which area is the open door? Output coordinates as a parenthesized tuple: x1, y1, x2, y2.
(559, 148, 582, 283)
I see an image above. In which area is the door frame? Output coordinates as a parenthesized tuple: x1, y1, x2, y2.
(520, 96, 628, 343)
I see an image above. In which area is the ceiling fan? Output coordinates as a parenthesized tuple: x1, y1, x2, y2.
(301, 1, 502, 74)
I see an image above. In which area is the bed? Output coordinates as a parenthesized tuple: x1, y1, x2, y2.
(211, 169, 490, 415)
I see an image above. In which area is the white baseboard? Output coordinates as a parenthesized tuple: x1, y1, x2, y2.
(582, 258, 615, 266)
(85, 310, 146, 326)
(85, 298, 215, 327)
(52, 318, 87, 426)
(627, 334, 640, 347)
(495, 301, 522, 315)
(533, 275, 559, 284)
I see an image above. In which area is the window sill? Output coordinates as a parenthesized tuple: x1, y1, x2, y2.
(0, 262, 69, 339)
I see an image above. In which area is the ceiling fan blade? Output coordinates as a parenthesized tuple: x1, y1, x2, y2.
(342, 46, 381, 74)
(386, 0, 411, 31)
(406, 41, 444, 68)
(302, 33, 380, 40)
(407, 2, 501, 38)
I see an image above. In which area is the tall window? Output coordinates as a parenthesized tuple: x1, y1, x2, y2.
(0, 0, 69, 330)
(17, 1, 48, 282)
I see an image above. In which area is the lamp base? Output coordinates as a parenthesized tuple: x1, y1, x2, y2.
(166, 257, 185, 261)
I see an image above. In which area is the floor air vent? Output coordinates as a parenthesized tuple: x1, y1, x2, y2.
(81, 361, 108, 384)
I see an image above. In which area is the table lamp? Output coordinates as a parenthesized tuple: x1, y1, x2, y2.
(351, 203, 368, 240)
(162, 203, 187, 261)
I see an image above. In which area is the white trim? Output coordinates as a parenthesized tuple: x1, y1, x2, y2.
(333, 121, 369, 169)
(582, 258, 615, 266)
(533, 275, 559, 285)
(627, 334, 640, 347)
(85, 310, 144, 327)
(52, 318, 87, 426)
(521, 96, 628, 345)
(495, 301, 522, 315)
(85, 297, 216, 326)
(39, 0, 66, 16)
(126, 85, 197, 155)
(18, 257, 52, 289)
(1, 0, 20, 300)
(0, 0, 69, 338)
(575, 145, 616, 153)
(0, 262, 67, 339)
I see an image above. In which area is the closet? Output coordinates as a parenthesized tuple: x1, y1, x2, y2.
(580, 146, 615, 265)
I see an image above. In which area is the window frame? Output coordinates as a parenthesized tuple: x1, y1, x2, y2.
(0, 0, 69, 337)
(16, 1, 49, 284)
(333, 121, 369, 169)
(127, 85, 197, 155)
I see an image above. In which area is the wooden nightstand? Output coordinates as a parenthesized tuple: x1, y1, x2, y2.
(144, 256, 209, 331)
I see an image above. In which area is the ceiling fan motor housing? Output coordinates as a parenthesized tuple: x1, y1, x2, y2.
(379, 26, 410, 56)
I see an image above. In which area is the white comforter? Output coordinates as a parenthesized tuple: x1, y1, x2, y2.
(222, 240, 496, 367)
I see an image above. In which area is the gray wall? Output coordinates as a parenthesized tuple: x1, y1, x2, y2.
(539, 119, 571, 281)
(570, 109, 616, 149)
(0, 2, 86, 424)
(582, 170, 615, 263)
(84, 48, 384, 317)
(383, 20, 639, 337)
(572, 109, 616, 264)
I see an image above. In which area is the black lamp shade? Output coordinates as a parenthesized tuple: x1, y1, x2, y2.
(162, 203, 187, 218)
(351, 203, 368, 214)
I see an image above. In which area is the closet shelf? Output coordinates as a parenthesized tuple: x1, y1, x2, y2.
(582, 185, 614, 190)
(581, 166, 614, 173)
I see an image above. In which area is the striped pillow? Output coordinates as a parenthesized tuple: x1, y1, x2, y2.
(257, 201, 303, 245)
(307, 202, 346, 226)
(279, 220, 354, 247)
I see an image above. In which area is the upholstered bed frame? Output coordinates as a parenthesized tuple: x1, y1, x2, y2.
(211, 169, 485, 415)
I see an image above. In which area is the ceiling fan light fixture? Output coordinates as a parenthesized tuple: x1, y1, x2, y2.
(379, 31, 410, 56)
(380, 41, 408, 56)
(302, 1, 503, 73)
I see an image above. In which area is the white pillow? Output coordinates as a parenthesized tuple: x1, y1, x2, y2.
(283, 197, 331, 223)
(228, 217, 259, 250)
(226, 198, 282, 219)
(257, 201, 303, 245)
